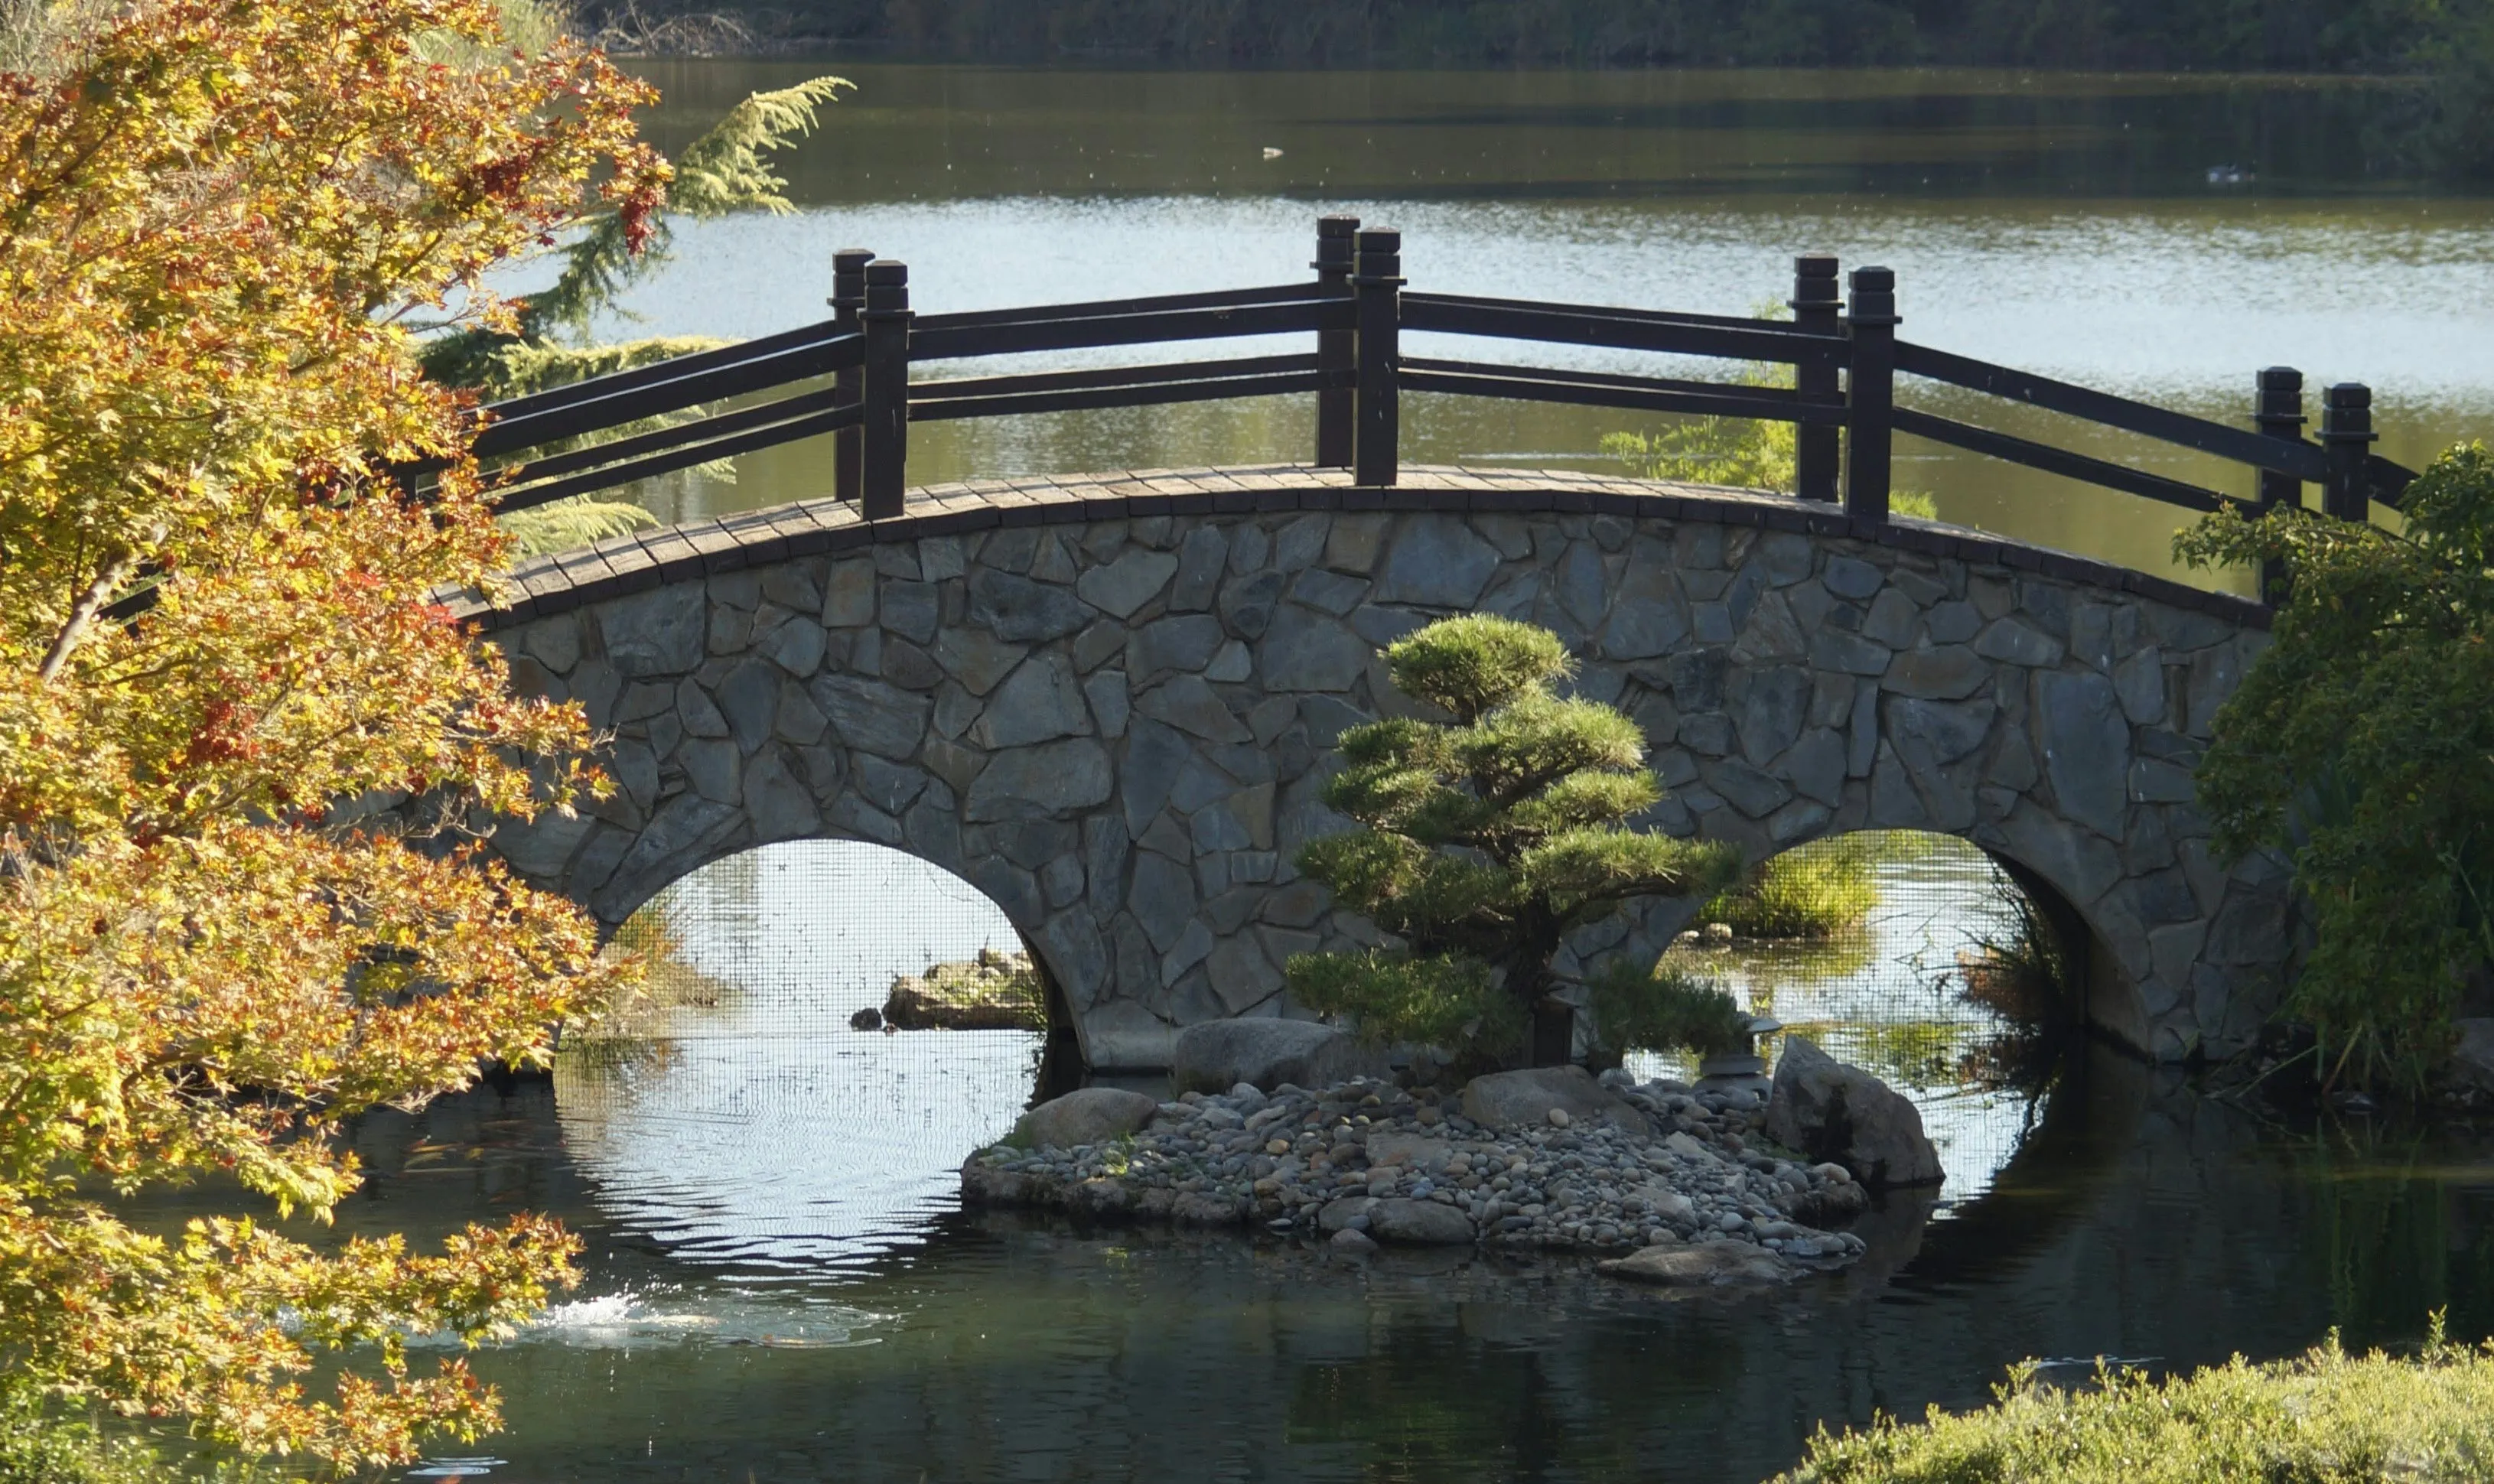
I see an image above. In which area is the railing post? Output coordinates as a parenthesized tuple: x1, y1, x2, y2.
(1314, 215, 1359, 470)
(2254, 366, 2305, 600)
(861, 259, 911, 520)
(1842, 265, 1900, 524)
(1352, 227, 1402, 488)
(830, 247, 874, 506)
(2320, 382, 2376, 524)
(1791, 253, 1841, 503)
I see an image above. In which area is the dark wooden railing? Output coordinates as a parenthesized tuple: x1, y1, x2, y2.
(452, 215, 2420, 547)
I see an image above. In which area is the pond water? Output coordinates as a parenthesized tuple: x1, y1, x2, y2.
(565, 63, 2494, 592)
(155, 837, 2493, 1483)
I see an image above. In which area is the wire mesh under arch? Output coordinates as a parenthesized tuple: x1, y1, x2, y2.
(552, 838, 1072, 1278)
(1626, 829, 2080, 1212)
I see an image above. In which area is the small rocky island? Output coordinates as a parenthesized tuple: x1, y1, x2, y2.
(850, 947, 1047, 1031)
(964, 1023, 1937, 1285)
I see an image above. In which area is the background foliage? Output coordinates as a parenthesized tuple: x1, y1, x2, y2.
(565, 0, 2442, 70)
(2176, 444, 2494, 1094)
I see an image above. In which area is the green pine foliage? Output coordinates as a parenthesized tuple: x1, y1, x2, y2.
(413, 77, 848, 555)
(513, 75, 851, 346)
(1285, 615, 1741, 1066)
(2174, 442, 2494, 1093)
(496, 496, 662, 558)
(422, 76, 851, 386)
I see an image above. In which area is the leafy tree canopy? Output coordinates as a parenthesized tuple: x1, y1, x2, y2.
(0, 0, 662, 1464)
(1285, 615, 1746, 1068)
(2176, 443, 2494, 1092)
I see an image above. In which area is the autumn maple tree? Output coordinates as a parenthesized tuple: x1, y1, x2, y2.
(0, 0, 665, 1466)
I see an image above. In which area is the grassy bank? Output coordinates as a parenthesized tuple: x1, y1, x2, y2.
(1778, 1324, 2494, 1484)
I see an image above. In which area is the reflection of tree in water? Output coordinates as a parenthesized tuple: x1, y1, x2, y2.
(1284, 1291, 1759, 1482)
(2278, 1125, 2494, 1349)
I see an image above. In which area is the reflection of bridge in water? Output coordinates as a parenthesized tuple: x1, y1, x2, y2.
(444, 222, 2424, 1073)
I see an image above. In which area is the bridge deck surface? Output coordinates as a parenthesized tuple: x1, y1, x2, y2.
(454, 464, 2265, 633)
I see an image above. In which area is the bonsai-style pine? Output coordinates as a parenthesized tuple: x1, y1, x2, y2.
(1284, 614, 1749, 1068)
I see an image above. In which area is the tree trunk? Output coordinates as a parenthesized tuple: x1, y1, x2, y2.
(1529, 999, 1575, 1066)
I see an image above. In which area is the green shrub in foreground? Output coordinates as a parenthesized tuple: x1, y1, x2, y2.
(2176, 442, 2494, 1092)
(1780, 1323, 2494, 1484)
(0, 1384, 261, 1484)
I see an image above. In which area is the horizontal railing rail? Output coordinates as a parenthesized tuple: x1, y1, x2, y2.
(906, 297, 1345, 363)
(1402, 291, 1848, 368)
(1893, 341, 2333, 487)
(1399, 357, 1838, 426)
(447, 215, 2415, 587)
(472, 331, 861, 460)
(910, 280, 1319, 333)
(910, 353, 1339, 424)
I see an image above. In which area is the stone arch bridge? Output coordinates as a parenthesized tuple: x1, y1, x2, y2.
(460, 466, 2284, 1070)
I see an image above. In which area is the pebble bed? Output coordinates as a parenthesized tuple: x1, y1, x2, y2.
(962, 1073, 1871, 1267)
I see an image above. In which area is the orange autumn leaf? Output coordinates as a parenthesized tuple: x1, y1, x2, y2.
(0, 0, 659, 1466)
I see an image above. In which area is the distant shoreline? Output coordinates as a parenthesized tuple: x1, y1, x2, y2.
(569, 2, 2437, 76)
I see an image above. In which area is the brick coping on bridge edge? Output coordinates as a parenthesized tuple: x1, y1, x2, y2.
(450, 465, 2269, 633)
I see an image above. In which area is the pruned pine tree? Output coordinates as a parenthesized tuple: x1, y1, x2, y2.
(1286, 615, 1748, 1069)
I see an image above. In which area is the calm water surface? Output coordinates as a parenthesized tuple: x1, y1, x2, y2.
(570, 65, 2494, 591)
(158, 840, 2494, 1483)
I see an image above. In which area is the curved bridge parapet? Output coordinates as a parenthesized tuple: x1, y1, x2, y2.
(457, 465, 2284, 1069)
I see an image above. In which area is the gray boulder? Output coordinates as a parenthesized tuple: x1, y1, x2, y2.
(1460, 1066, 1655, 1138)
(1170, 1019, 1389, 1095)
(1762, 1036, 1942, 1188)
(1598, 1242, 1794, 1287)
(1011, 1087, 1159, 1150)
(2453, 1018, 2494, 1091)
(1368, 1198, 1476, 1245)
(1318, 1194, 1376, 1232)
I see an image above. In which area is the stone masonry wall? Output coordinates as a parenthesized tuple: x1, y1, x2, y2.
(464, 467, 2288, 1069)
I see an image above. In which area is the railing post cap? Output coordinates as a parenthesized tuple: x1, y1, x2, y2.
(2324, 382, 2372, 408)
(1355, 226, 1402, 251)
(2258, 365, 2303, 389)
(1844, 265, 1900, 327)
(1319, 215, 1360, 236)
(864, 259, 909, 284)
(1793, 253, 1839, 278)
(833, 247, 876, 272)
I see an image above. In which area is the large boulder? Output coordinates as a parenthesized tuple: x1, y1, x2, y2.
(1762, 1037, 1942, 1188)
(1369, 1198, 1476, 1245)
(1170, 1019, 1389, 1095)
(1598, 1242, 1794, 1287)
(1011, 1087, 1159, 1150)
(1318, 1193, 1475, 1245)
(2453, 1018, 2494, 1092)
(1460, 1066, 1655, 1138)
